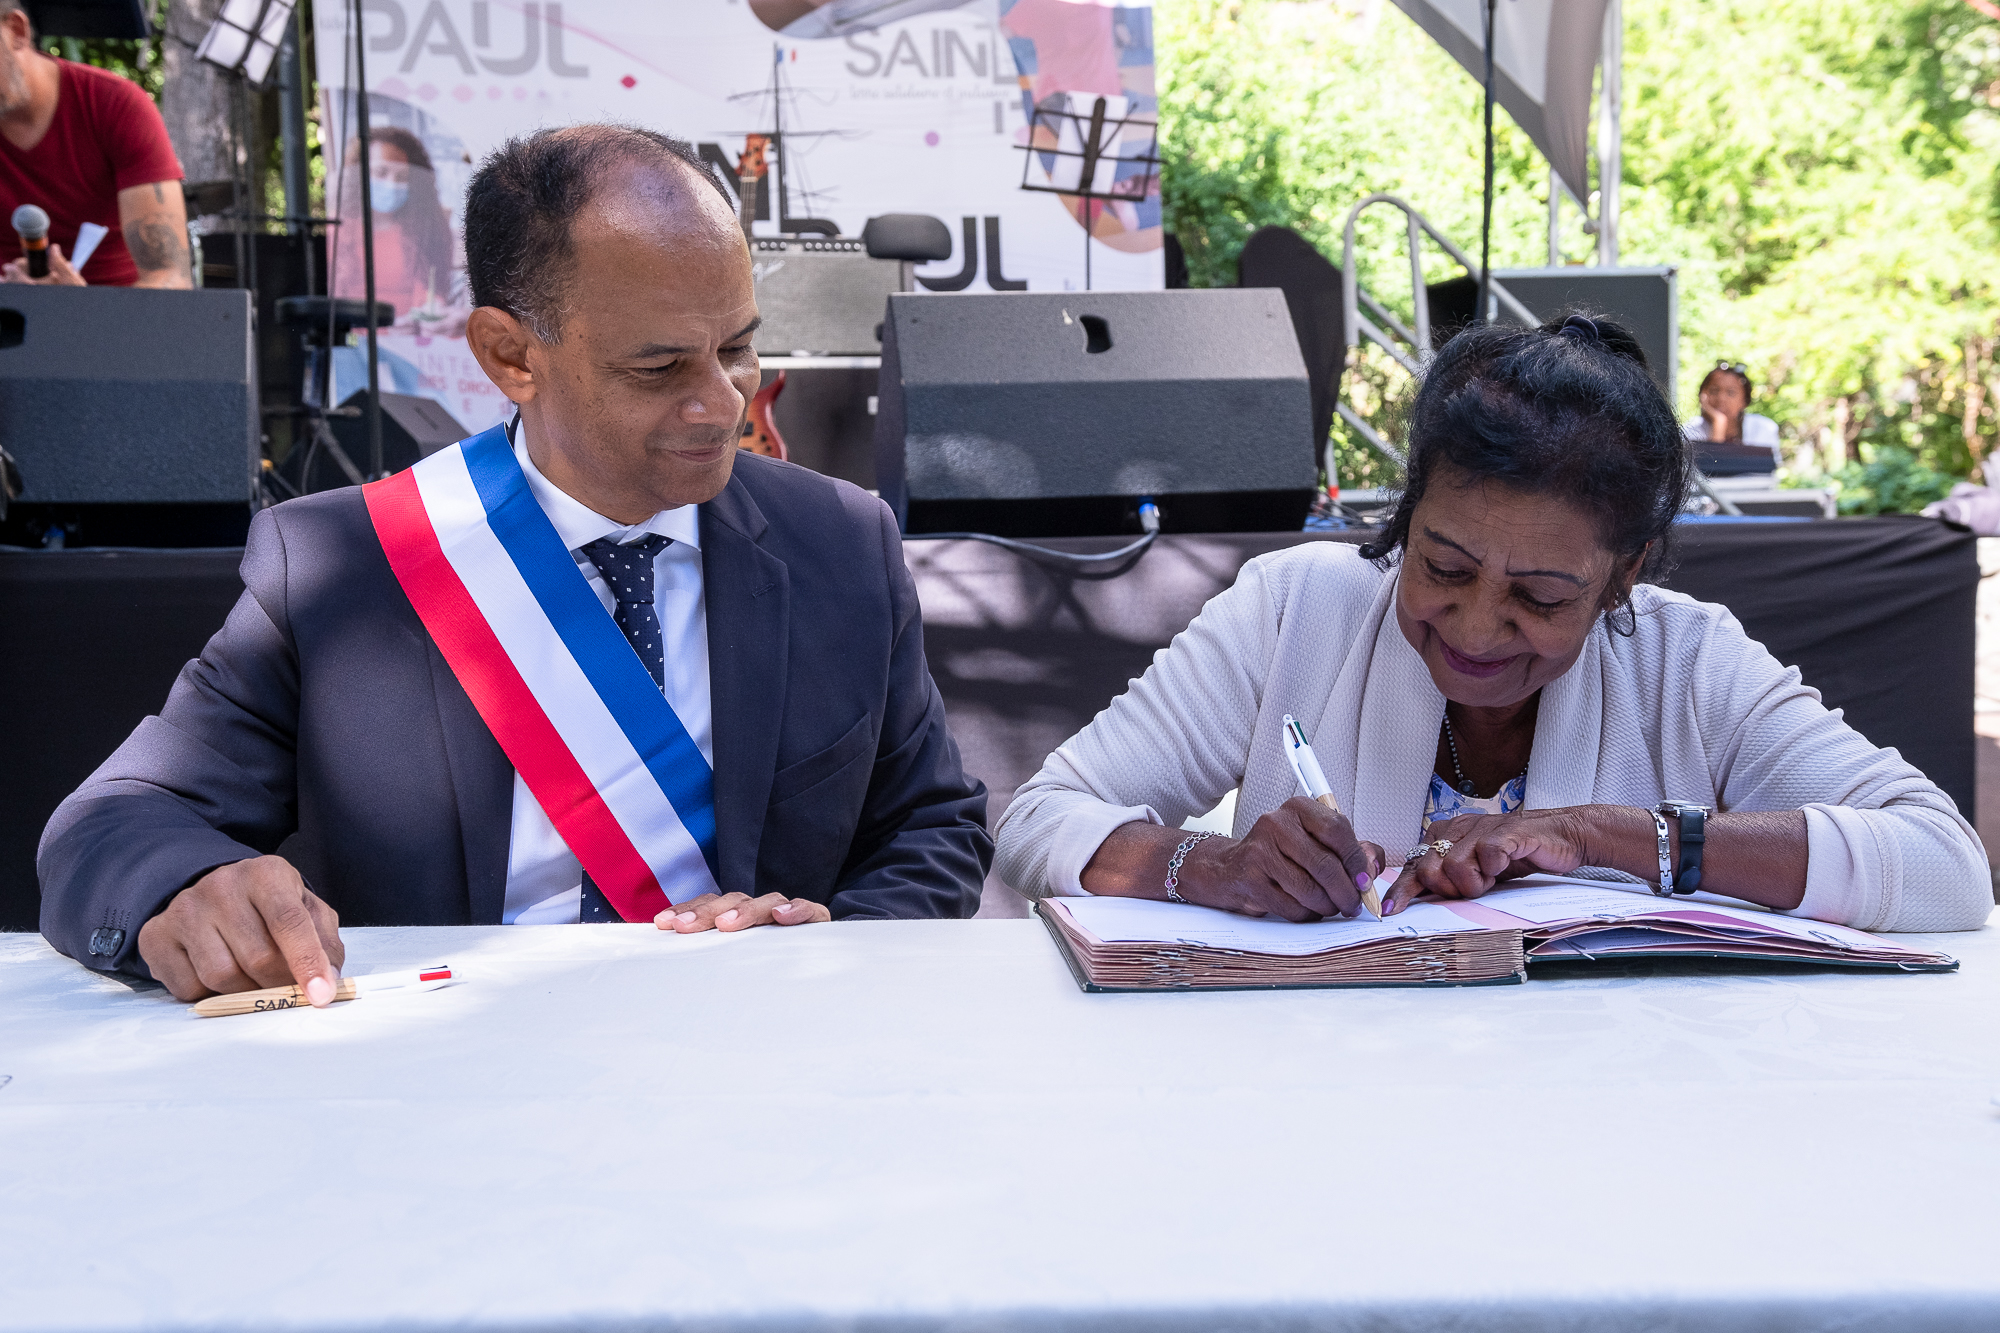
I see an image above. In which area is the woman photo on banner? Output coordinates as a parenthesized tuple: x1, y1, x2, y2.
(333, 125, 466, 338)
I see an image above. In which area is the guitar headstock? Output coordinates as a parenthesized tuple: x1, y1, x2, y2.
(736, 134, 771, 182)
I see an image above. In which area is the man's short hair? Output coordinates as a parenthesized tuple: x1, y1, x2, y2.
(0, 0, 32, 31)
(463, 125, 732, 343)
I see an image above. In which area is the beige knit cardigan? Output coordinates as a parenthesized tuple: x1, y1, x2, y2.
(995, 543, 1993, 933)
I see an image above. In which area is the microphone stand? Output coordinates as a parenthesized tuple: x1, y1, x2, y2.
(351, 0, 384, 480)
(1477, 0, 1496, 325)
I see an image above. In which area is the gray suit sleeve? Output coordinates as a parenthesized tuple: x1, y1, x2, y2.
(37, 508, 303, 976)
(826, 500, 992, 919)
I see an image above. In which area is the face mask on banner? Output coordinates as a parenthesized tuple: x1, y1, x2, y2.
(371, 180, 410, 214)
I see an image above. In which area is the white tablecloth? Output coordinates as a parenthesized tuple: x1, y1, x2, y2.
(2, 915, 1997, 1333)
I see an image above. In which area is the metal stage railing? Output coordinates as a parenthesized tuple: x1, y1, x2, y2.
(1329, 193, 1740, 515)
(1335, 192, 1536, 468)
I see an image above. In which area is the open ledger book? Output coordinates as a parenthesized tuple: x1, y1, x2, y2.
(1037, 874, 1959, 991)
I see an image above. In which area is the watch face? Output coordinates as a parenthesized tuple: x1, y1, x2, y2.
(1660, 801, 1711, 816)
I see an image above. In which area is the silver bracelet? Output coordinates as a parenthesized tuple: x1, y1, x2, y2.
(1164, 831, 1217, 903)
(1651, 810, 1674, 897)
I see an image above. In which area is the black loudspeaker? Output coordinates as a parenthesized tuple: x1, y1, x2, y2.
(314, 390, 468, 484)
(26, 0, 149, 39)
(0, 287, 257, 507)
(876, 290, 1315, 537)
(1238, 225, 1346, 479)
(1427, 267, 1679, 397)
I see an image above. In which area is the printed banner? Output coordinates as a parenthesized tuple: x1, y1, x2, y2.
(314, 0, 1163, 433)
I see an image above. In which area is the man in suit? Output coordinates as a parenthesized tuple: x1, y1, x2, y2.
(38, 125, 990, 1003)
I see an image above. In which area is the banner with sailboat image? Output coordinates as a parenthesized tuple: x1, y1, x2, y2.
(314, 0, 1164, 434)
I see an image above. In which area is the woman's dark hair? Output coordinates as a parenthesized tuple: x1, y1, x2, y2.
(1358, 312, 1690, 613)
(1701, 360, 1753, 401)
(370, 126, 434, 173)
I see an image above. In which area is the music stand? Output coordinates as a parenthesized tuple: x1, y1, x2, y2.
(1019, 93, 1160, 291)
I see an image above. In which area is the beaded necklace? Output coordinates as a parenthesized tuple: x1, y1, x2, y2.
(1441, 712, 1530, 798)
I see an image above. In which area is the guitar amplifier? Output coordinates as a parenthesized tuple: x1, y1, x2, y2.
(748, 237, 900, 356)
(0, 286, 258, 505)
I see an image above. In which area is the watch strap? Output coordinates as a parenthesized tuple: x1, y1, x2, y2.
(1672, 805, 1706, 894)
(1651, 810, 1673, 897)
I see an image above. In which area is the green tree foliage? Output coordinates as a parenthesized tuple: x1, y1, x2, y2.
(1162, 0, 2000, 509)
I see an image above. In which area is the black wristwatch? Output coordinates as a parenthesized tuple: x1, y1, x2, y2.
(1656, 801, 1709, 894)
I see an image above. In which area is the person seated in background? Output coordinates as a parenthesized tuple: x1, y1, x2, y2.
(38, 124, 991, 1004)
(995, 315, 1991, 934)
(0, 0, 189, 288)
(1683, 360, 1781, 475)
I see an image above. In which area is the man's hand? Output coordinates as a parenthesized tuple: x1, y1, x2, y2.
(137, 856, 345, 1003)
(655, 891, 831, 933)
(0, 242, 84, 285)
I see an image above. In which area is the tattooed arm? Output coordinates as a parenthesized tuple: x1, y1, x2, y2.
(117, 179, 192, 289)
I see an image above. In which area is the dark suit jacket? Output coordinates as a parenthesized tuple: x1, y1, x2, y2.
(39, 454, 990, 975)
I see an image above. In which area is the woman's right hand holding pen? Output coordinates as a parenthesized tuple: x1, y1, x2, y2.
(1080, 797, 1386, 920)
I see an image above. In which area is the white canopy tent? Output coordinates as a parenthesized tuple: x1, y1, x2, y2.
(1388, 0, 1621, 263)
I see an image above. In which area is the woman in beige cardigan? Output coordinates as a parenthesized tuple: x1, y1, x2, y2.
(995, 315, 1992, 933)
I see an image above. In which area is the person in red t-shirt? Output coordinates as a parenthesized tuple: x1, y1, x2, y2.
(0, 0, 188, 288)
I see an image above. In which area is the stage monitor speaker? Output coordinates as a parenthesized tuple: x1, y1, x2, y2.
(749, 237, 900, 356)
(327, 390, 470, 477)
(0, 286, 257, 506)
(876, 289, 1315, 537)
(1427, 267, 1679, 399)
(27, 0, 149, 40)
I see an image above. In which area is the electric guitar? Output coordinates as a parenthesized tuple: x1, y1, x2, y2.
(733, 138, 786, 460)
(735, 135, 769, 238)
(740, 371, 788, 460)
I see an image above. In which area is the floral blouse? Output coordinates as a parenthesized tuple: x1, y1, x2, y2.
(1424, 771, 1527, 826)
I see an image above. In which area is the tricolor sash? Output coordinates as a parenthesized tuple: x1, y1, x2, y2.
(364, 425, 720, 921)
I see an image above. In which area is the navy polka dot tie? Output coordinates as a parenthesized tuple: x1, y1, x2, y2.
(581, 534, 671, 688)
(577, 534, 671, 924)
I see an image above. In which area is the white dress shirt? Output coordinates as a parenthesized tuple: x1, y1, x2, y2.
(501, 428, 713, 924)
(1683, 412, 1782, 470)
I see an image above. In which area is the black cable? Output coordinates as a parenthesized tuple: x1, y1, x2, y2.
(903, 528, 1158, 580)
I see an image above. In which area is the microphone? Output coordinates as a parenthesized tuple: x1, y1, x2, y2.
(12, 204, 50, 279)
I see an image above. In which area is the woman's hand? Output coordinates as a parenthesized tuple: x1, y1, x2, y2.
(1171, 797, 1386, 921)
(1388, 807, 1593, 910)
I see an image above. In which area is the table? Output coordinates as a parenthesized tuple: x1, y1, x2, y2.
(4, 915, 1996, 1332)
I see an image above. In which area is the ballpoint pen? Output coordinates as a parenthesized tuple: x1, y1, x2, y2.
(1282, 714, 1382, 920)
(190, 966, 455, 1018)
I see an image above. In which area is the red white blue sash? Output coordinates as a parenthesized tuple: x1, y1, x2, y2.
(364, 424, 719, 921)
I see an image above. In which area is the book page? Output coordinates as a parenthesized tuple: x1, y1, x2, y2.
(1472, 876, 1949, 960)
(1458, 877, 1678, 925)
(1049, 896, 1492, 956)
